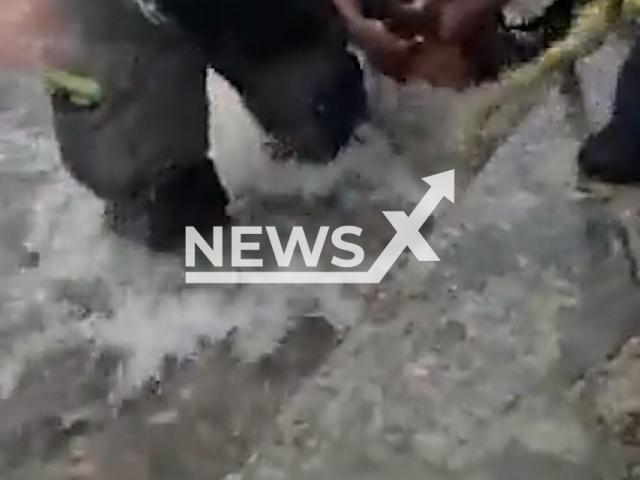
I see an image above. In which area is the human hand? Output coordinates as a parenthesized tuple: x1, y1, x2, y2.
(350, 18, 419, 80)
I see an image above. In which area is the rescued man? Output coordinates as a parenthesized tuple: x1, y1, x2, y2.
(333, 0, 640, 184)
(331, 0, 525, 87)
(43, 0, 371, 251)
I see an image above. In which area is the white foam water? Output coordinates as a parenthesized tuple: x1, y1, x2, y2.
(0, 67, 461, 401)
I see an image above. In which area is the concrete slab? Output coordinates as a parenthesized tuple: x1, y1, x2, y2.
(227, 40, 640, 480)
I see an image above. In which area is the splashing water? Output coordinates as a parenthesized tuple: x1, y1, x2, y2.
(0, 66, 466, 403)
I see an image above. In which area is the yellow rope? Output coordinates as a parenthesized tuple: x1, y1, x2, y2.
(460, 0, 636, 163)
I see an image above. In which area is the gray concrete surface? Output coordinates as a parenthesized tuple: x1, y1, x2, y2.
(226, 37, 640, 480)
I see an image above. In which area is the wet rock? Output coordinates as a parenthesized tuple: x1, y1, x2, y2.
(581, 337, 640, 445)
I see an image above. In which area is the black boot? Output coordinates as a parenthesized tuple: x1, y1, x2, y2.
(105, 160, 230, 252)
(578, 41, 640, 183)
(578, 122, 640, 183)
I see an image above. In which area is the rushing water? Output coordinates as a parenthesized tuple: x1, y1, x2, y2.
(0, 67, 466, 405)
(1, 21, 635, 480)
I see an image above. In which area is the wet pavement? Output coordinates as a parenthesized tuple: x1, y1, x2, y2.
(226, 36, 640, 480)
(1, 28, 640, 480)
(233, 37, 640, 480)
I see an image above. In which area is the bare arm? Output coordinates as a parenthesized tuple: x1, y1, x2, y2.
(329, 0, 425, 80)
(328, 0, 413, 51)
(329, 0, 367, 27)
(437, 0, 510, 42)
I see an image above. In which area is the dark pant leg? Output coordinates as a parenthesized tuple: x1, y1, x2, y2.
(236, 43, 367, 161)
(612, 39, 640, 132)
(157, 0, 368, 162)
(48, 0, 228, 249)
(578, 39, 640, 183)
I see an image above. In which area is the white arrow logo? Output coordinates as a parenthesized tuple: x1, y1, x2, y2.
(186, 170, 455, 284)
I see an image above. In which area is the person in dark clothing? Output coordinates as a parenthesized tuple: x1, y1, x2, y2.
(331, 0, 527, 87)
(44, 0, 368, 251)
(579, 39, 640, 183)
(33, 0, 527, 251)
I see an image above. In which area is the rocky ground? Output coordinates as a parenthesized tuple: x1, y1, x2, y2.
(0, 21, 639, 480)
